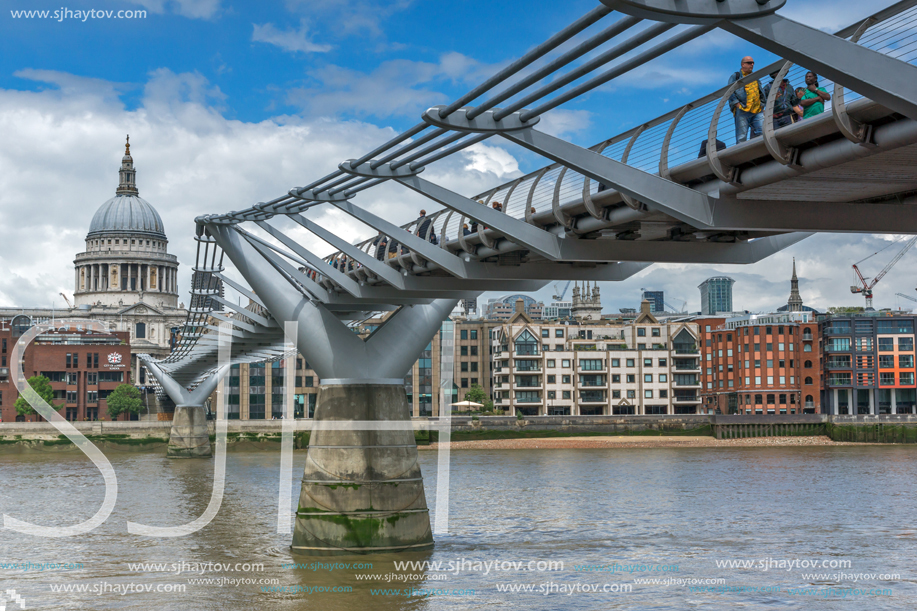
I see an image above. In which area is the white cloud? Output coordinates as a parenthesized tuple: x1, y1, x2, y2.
(537, 109, 592, 138)
(252, 20, 333, 54)
(286, 53, 502, 119)
(0, 68, 522, 308)
(127, 0, 222, 19)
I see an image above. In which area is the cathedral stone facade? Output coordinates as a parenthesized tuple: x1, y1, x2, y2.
(0, 138, 188, 387)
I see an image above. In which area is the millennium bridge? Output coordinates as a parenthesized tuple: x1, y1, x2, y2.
(136, 0, 917, 554)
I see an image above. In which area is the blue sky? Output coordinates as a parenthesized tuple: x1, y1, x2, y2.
(0, 0, 911, 314)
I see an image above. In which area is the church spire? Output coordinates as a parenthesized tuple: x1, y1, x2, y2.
(787, 257, 804, 312)
(116, 135, 139, 196)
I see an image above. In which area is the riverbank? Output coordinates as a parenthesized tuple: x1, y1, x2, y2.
(421, 435, 850, 450)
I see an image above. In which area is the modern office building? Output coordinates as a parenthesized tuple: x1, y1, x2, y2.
(820, 313, 917, 414)
(454, 319, 501, 404)
(543, 301, 572, 320)
(699, 312, 821, 415)
(484, 295, 544, 320)
(642, 290, 665, 313)
(699, 276, 735, 315)
(490, 300, 700, 415)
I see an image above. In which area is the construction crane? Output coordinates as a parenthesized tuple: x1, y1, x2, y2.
(59, 293, 73, 309)
(850, 236, 917, 309)
(896, 292, 917, 309)
(552, 281, 572, 301)
(664, 299, 687, 313)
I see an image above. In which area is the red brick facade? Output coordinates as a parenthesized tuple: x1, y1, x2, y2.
(699, 315, 822, 414)
(0, 323, 132, 422)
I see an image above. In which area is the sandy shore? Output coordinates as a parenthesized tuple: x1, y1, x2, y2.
(418, 435, 850, 450)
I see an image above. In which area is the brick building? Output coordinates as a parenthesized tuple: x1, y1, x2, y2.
(699, 312, 820, 414)
(0, 319, 132, 422)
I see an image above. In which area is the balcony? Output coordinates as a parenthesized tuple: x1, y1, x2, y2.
(514, 363, 542, 372)
(674, 379, 701, 388)
(673, 391, 700, 403)
(514, 395, 542, 404)
(824, 344, 851, 353)
(514, 345, 540, 357)
(579, 391, 606, 403)
(674, 346, 699, 355)
(803, 332, 813, 341)
(514, 376, 541, 388)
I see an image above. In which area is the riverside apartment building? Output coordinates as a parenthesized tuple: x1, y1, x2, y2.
(489, 300, 701, 415)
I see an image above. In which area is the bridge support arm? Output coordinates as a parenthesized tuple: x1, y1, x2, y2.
(141, 359, 229, 458)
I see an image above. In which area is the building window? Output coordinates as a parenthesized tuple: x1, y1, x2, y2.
(547, 390, 556, 399)
(611, 359, 620, 367)
(612, 390, 621, 398)
(470, 362, 478, 372)
(611, 374, 620, 383)
(659, 374, 667, 382)
(555, 329, 564, 338)
(637, 328, 646, 337)
(627, 390, 636, 399)
(541, 329, 550, 338)
(901, 337, 915, 351)
(470, 330, 478, 340)
(626, 374, 635, 383)
(547, 359, 555, 368)
(460, 346, 468, 356)
(644, 390, 653, 398)
(580, 359, 603, 371)
(880, 373, 896, 385)
(305, 376, 313, 387)
(136, 322, 146, 339)
(660, 389, 668, 398)
(900, 355, 915, 368)
(626, 359, 635, 367)
(460, 330, 468, 340)
(470, 346, 478, 356)
(547, 375, 556, 383)
(66, 353, 72, 368)
(901, 372, 915, 385)
(515, 330, 539, 355)
(652, 328, 660, 337)
(562, 391, 571, 400)
(644, 374, 653, 383)
(461, 378, 468, 388)
(461, 362, 468, 372)
(562, 359, 571, 368)
(562, 375, 571, 384)
(644, 358, 652, 366)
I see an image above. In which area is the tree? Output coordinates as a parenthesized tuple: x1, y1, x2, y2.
(464, 383, 487, 405)
(106, 384, 143, 419)
(14, 375, 59, 417)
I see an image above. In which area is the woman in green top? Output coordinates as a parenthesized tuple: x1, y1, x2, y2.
(800, 71, 831, 119)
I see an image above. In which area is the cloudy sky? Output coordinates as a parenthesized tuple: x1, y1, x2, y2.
(1, 0, 913, 316)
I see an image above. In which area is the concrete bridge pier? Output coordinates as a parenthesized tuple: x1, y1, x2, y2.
(206, 222, 457, 554)
(293, 381, 433, 555)
(141, 360, 229, 458)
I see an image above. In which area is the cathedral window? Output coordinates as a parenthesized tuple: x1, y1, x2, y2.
(136, 322, 146, 339)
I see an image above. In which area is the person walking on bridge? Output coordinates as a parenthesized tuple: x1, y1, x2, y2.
(416, 209, 437, 244)
(728, 56, 765, 143)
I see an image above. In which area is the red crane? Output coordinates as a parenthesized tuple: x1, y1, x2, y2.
(851, 236, 917, 309)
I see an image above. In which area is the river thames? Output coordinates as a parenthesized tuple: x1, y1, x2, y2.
(0, 445, 913, 609)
